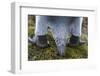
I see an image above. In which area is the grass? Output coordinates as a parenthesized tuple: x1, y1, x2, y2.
(28, 15, 88, 61)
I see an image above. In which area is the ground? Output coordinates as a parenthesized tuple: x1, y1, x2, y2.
(28, 15, 88, 61)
